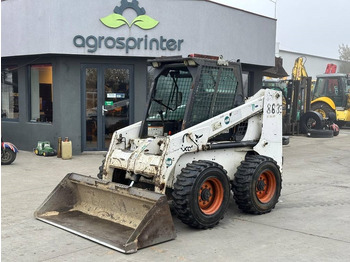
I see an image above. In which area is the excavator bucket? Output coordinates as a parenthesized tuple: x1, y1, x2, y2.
(34, 173, 176, 253)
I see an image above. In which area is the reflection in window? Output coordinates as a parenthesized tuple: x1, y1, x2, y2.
(1, 66, 19, 119)
(30, 64, 53, 122)
(190, 66, 237, 126)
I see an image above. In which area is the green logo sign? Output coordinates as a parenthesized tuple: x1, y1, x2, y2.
(72, 0, 184, 53)
(100, 0, 159, 30)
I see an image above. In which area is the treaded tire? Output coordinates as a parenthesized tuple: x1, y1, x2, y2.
(311, 102, 335, 120)
(1, 148, 16, 165)
(232, 155, 282, 214)
(307, 129, 334, 138)
(300, 111, 324, 134)
(172, 160, 230, 229)
(97, 159, 105, 179)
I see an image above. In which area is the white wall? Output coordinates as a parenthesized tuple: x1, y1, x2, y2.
(1, 0, 276, 67)
(278, 49, 346, 79)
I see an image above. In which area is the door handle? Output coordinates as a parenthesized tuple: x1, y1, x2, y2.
(102, 105, 108, 116)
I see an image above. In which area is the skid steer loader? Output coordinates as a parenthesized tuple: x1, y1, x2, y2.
(35, 55, 283, 254)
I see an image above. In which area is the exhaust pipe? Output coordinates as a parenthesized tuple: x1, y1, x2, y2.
(34, 173, 176, 253)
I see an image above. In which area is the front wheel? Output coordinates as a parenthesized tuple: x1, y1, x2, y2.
(232, 155, 282, 214)
(172, 160, 230, 229)
(1, 148, 17, 165)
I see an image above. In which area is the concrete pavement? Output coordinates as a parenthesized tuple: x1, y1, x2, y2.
(2, 129, 350, 261)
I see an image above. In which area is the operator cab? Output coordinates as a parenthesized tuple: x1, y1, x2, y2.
(140, 55, 245, 138)
(313, 73, 350, 109)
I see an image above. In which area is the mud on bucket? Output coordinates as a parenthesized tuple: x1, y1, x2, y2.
(34, 173, 176, 253)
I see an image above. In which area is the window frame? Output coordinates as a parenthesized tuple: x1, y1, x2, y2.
(1, 65, 19, 122)
(28, 63, 53, 124)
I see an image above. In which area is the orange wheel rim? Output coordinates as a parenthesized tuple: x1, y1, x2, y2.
(256, 170, 276, 203)
(198, 177, 224, 215)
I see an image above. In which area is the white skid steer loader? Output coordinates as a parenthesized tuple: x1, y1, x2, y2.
(35, 55, 284, 254)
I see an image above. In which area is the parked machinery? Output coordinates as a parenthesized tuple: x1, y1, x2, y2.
(263, 56, 312, 135)
(1, 138, 18, 165)
(311, 72, 350, 128)
(36, 55, 283, 253)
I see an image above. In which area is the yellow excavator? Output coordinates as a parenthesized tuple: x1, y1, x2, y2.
(311, 67, 350, 127)
(292, 56, 308, 81)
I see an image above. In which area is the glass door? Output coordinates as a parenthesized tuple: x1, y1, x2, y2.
(103, 68, 130, 149)
(85, 67, 98, 149)
(82, 65, 133, 151)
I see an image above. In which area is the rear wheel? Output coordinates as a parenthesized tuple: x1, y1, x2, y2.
(311, 102, 335, 120)
(1, 148, 17, 165)
(232, 155, 282, 214)
(172, 160, 230, 229)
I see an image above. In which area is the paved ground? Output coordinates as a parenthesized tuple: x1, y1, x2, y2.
(2, 129, 350, 261)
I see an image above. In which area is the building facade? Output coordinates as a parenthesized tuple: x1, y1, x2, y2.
(278, 49, 347, 79)
(1, 0, 276, 153)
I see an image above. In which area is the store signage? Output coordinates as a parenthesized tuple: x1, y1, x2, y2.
(100, 0, 159, 30)
(73, 0, 184, 53)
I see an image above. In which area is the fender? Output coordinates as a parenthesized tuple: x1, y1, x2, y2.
(311, 97, 336, 110)
(2, 142, 19, 153)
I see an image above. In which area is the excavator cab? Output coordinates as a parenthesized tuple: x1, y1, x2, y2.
(311, 73, 350, 126)
(312, 74, 348, 108)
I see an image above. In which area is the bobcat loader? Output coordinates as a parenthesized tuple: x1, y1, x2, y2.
(35, 55, 283, 254)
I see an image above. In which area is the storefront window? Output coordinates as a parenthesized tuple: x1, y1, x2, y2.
(30, 64, 53, 122)
(1, 66, 19, 119)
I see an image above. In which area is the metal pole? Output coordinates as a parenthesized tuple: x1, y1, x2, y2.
(269, 0, 277, 19)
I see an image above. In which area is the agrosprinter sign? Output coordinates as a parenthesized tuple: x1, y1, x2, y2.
(73, 0, 184, 53)
(73, 35, 184, 54)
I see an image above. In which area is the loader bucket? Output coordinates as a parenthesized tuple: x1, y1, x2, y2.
(34, 173, 176, 253)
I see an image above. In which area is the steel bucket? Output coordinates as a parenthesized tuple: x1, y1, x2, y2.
(34, 173, 176, 253)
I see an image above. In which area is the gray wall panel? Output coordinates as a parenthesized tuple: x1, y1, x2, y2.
(2, 0, 276, 66)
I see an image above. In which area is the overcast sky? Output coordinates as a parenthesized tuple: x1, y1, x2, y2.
(210, 0, 349, 59)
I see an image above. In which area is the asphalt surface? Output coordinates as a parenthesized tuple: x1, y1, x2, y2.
(2, 129, 350, 261)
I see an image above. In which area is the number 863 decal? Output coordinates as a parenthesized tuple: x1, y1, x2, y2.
(266, 103, 283, 115)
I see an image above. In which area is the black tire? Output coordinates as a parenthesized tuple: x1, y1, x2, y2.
(172, 160, 230, 229)
(1, 148, 17, 165)
(232, 155, 282, 214)
(300, 111, 324, 134)
(307, 129, 334, 138)
(311, 102, 335, 120)
(97, 159, 105, 179)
